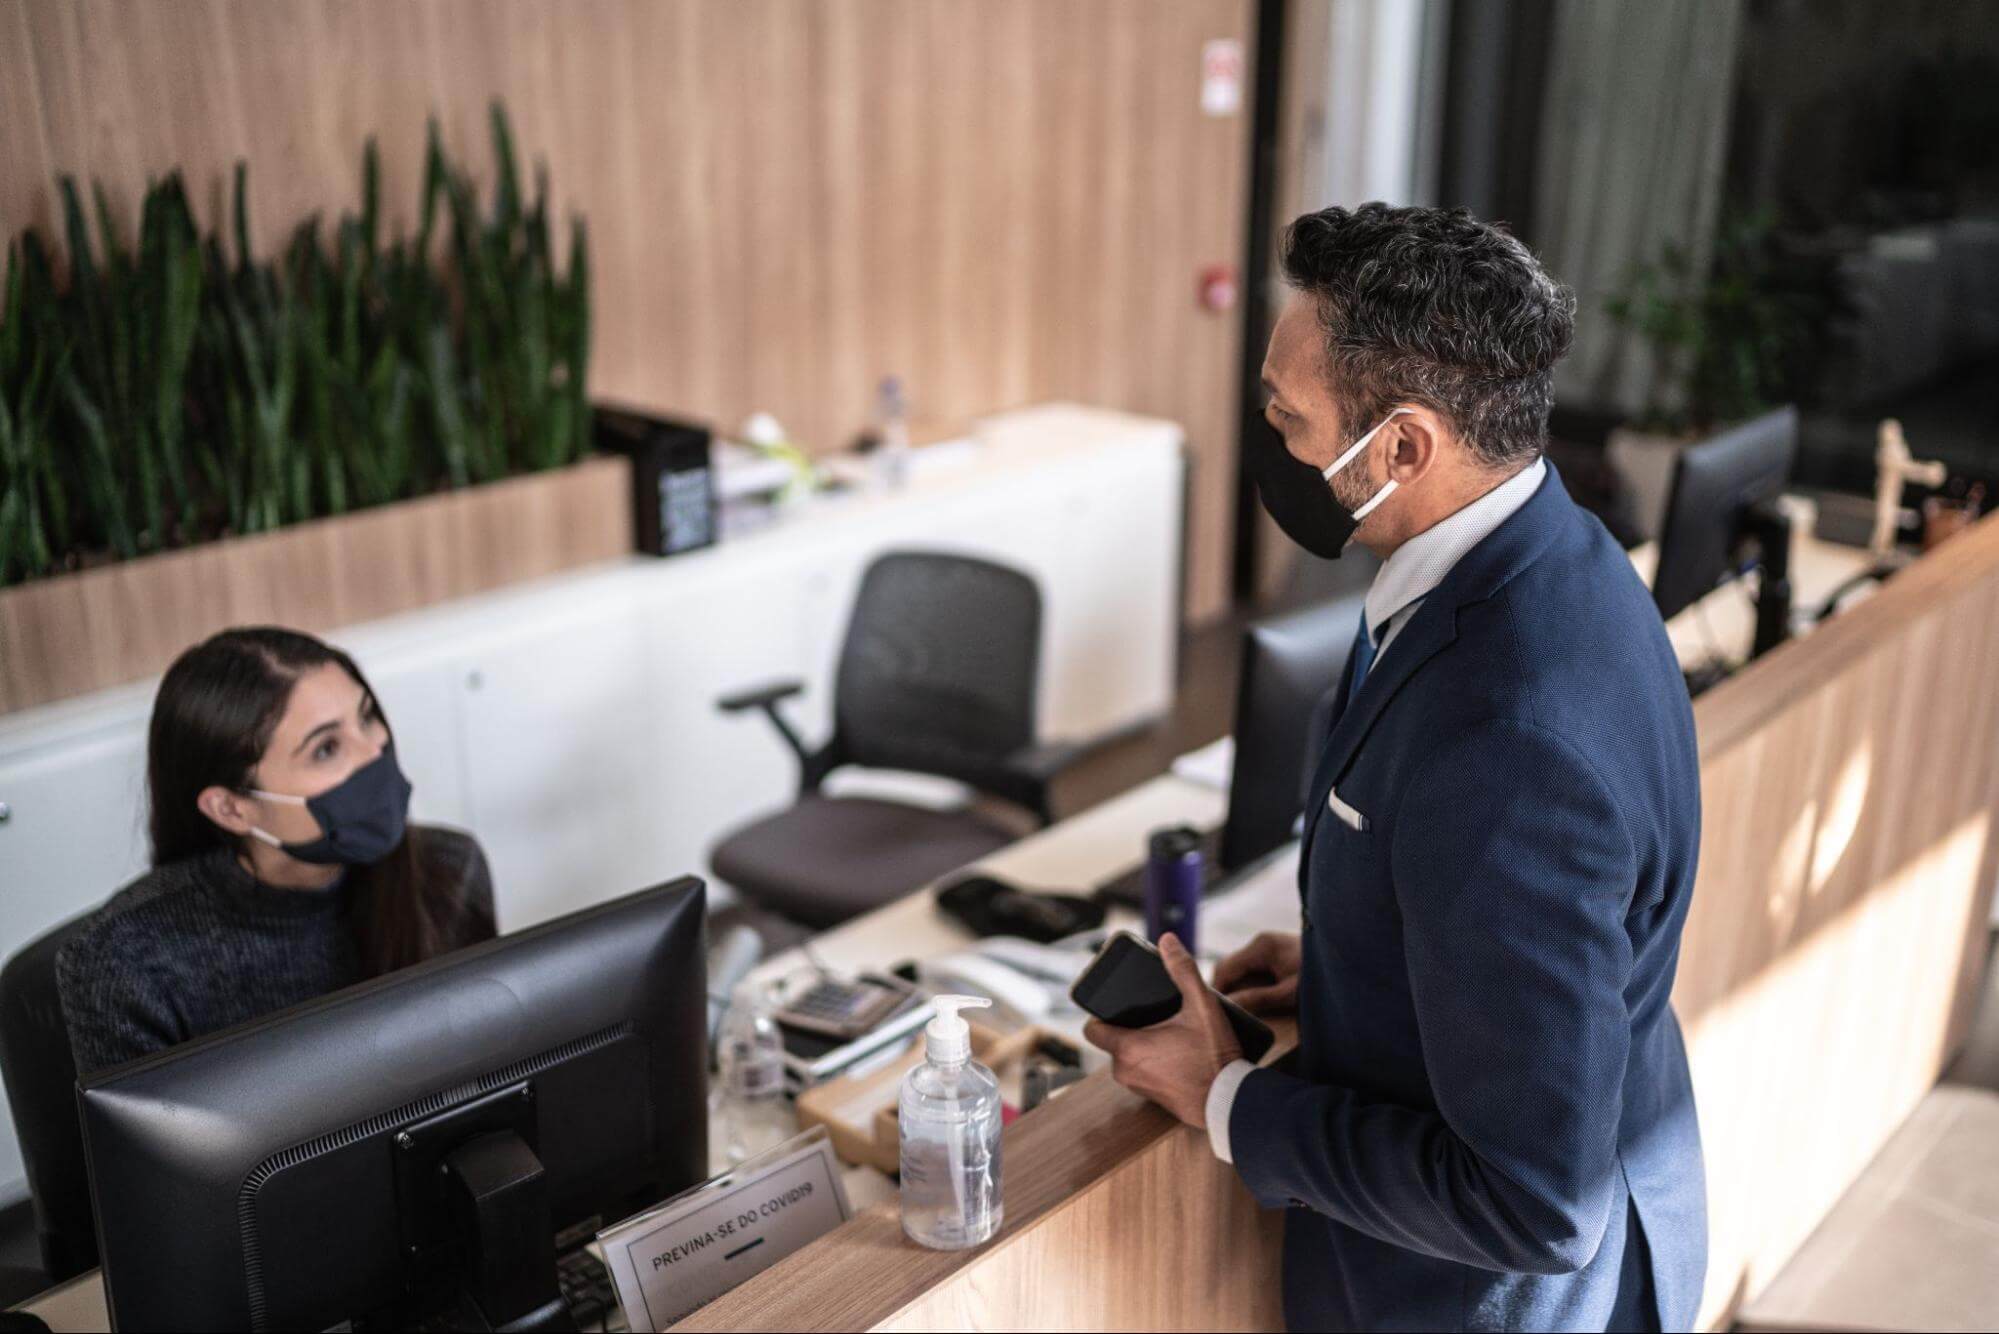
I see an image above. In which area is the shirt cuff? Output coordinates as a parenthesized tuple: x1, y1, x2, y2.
(1204, 1059, 1258, 1164)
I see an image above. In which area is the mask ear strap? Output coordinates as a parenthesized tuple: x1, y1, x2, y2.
(1320, 407, 1413, 482)
(239, 788, 304, 850)
(1350, 479, 1400, 522)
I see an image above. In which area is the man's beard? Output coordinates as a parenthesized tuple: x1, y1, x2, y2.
(1327, 452, 1376, 514)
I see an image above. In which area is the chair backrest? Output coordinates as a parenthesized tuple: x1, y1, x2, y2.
(832, 551, 1042, 787)
(0, 914, 97, 1281)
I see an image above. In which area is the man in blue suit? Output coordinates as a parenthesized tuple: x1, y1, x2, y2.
(1084, 204, 1704, 1331)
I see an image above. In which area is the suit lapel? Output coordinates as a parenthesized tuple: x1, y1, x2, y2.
(1299, 602, 1458, 862)
(1295, 461, 1576, 868)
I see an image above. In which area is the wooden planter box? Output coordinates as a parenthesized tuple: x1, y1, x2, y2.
(0, 454, 633, 715)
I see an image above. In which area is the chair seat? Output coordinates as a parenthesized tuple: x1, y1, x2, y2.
(711, 795, 1015, 929)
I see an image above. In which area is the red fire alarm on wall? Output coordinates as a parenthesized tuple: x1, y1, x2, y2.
(1198, 263, 1238, 313)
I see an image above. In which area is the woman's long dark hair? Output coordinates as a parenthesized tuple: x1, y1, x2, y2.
(149, 626, 456, 976)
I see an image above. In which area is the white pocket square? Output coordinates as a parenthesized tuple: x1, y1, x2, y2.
(1327, 786, 1369, 832)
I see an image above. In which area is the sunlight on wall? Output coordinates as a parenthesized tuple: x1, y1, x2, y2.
(1809, 741, 1872, 897)
(1687, 808, 1991, 1329)
(1769, 793, 1817, 928)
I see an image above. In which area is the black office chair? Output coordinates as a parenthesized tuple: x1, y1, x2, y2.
(709, 551, 1081, 929)
(0, 914, 97, 1287)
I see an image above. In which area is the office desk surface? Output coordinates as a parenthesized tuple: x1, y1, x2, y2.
(1634, 523, 1879, 672)
(10, 772, 1239, 1333)
(745, 772, 1229, 996)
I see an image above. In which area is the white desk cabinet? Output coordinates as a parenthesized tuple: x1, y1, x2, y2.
(0, 404, 1185, 1206)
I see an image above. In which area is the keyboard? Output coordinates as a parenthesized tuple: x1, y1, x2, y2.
(558, 1247, 627, 1332)
(393, 1245, 627, 1331)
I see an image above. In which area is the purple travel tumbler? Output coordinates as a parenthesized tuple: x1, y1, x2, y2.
(1144, 825, 1204, 954)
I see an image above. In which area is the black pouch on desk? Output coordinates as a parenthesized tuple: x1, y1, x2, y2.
(936, 873, 1105, 943)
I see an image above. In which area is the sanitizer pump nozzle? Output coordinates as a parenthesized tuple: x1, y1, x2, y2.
(924, 995, 992, 1064)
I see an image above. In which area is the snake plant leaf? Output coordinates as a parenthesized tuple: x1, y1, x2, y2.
(419, 119, 446, 262)
(360, 136, 380, 259)
(59, 371, 133, 558)
(490, 102, 522, 236)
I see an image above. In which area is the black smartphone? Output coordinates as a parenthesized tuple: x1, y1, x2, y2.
(1070, 931, 1275, 1063)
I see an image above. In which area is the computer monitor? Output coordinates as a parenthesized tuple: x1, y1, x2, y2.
(1093, 593, 1362, 907)
(1652, 407, 1800, 651)
(79, 878, 710, 1333)
(1218, 592, 1367, 873)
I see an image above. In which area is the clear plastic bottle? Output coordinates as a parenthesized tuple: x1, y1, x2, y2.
(898, 995, 1004, 1249)
(716, 982, 791, 1164)
(873, 376, 911, 490)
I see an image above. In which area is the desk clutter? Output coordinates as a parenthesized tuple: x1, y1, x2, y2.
(796, 1021, 1084, 1174)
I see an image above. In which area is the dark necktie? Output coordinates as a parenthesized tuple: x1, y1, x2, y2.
(1345, 615, 1378, 711)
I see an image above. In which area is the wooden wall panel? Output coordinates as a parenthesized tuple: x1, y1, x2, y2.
(0, 0, 1252, 623)
(1674, 512, 1999, 1328)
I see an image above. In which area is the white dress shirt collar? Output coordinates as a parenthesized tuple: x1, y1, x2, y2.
(1364, 456, 1547, 650)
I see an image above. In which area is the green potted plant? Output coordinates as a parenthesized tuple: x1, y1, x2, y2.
(0, 105, 670, 714)
(1602, 210, 1823, 539)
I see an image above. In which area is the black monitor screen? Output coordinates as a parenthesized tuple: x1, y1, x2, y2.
(1652, 407, 1799, 623)
(1222, 593, 1366, 871)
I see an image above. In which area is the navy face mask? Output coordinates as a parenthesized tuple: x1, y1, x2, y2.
(247, 745, 413, 866)
(1246, 407, 1410, 558)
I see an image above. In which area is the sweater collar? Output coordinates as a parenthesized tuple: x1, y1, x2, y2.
(200, 845, 351, 920)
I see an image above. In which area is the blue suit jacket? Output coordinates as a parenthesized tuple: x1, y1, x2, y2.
(1230, 464, 1706, 1332)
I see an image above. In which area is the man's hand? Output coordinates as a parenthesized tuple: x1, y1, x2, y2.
(1214, 931, 1303, 1015)
(1082, 933, 1242, 1129)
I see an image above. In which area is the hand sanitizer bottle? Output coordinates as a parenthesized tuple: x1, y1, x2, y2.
(899, 995, 1004, 1249)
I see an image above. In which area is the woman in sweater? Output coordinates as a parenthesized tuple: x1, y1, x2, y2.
(56, 626, 496, 1074)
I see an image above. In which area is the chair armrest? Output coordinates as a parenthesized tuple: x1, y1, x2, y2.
(973, 739, 1089, 828)
(717, 679, 805, 713)
(715, 679, 838, 796)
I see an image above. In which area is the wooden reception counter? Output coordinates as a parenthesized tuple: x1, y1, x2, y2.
(679, 511, 1999, 1333)
(13, 518, 1993, 1334)
(677, 1039, 1292, 1332)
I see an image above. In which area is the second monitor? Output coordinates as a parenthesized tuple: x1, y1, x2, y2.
(1097, 591, 1365, 904)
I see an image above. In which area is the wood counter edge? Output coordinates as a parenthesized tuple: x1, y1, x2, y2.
(1694, 509, 1999, 758)
(672, 1019, 1300, 1332)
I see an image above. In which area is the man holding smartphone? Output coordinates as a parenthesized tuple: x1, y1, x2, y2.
(1084, 204, 1704, 1333)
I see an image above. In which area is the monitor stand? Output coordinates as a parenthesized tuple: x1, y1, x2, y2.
(393, 1083, 574, 1333)
(1743, 497, 1794, 661)
(440, 1131, 573, 1333)
(1683, 499, 1797, 698)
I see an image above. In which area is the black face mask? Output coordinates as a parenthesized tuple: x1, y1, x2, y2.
(247, 745, 413, 866)
(1246, 408, 1409, 559)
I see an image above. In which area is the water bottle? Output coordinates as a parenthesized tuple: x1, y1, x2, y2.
(716, 982, 790, 1164)
(898, 995, 1004, 1249)
(1144, 825, 1204, 954)
(874, 376, 912, 490)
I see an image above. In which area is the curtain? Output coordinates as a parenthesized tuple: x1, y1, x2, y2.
(1533, 0, 1745, 416)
